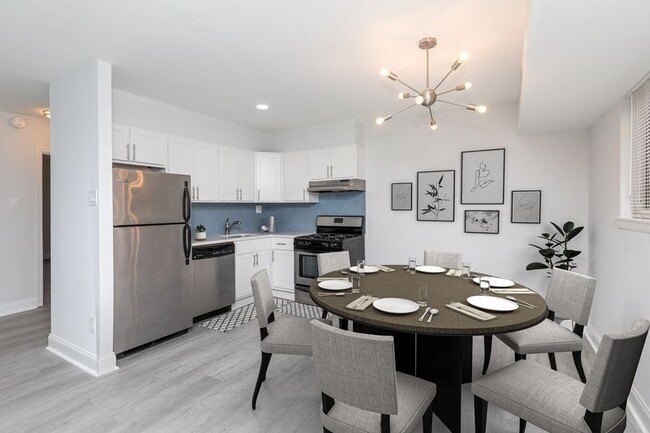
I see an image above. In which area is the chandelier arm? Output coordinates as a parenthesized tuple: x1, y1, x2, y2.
(432, 69, 454, 92)
(394, 77, 420, 94)
(386, 103, 419, 119)
(428, 106, 434, 122)
(437, 87, 459, 96)
(437, 99, 467, 108)
(426, 46, 430, 90)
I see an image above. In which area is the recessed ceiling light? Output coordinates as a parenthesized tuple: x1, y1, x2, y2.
(256, 104, 269, 110)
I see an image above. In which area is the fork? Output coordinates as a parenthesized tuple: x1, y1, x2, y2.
(426, 308, 439, 323)
(418, 307, 431, 322)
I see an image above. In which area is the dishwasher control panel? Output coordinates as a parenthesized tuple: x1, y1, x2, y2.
(192, 242, 235, 260)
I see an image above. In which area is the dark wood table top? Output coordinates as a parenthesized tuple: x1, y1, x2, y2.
(310, 265, 548, 336)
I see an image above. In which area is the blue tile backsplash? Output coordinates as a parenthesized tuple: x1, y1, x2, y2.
(191, 191, 366, 235)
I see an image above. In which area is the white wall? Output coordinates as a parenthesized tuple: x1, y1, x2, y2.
(0, 111, 49, 317)
(48, 60, 116, 376)
(588, 99, 650, 429)
(267, 119, 362, 151)
(113, 89, 267, 150)
(364, 102, 591, 294)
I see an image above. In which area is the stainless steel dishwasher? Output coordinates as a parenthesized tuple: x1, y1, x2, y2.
(192, 242, 235, 321)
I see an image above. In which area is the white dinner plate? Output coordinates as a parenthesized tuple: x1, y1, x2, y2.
(372, 298, 420, 314)
(471, 276, 515, 288)
(349, 265, 380, 274)
(466, 295, 518, 312)
(318, 280, 353, 291)
(415, 265, 446, 274)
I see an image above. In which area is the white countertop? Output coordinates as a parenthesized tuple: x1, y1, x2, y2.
(191, 232, 307, 247)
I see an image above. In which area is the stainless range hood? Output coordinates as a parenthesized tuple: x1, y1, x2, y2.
(308, 178, 366, 192)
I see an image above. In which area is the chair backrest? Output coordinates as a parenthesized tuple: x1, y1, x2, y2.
(545, 268, 596, 325)
(318, 251, 351, 276)
(423, 250, 462, 269)
(250, 269, 276, 329)
(580, 319, 649, 413)
(310, 320, 398, 415)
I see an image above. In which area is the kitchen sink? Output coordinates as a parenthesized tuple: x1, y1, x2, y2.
(217, 233, 260, 239)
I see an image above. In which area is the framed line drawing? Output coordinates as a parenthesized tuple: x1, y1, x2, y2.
(511, 190, 541, 224)
(417, 170, 455, 222)
(391, 183, 412, 211)
(464, 210, 500, 234)
(461, 148, 505, 204)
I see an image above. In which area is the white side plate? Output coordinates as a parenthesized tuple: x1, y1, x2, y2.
(350, 265, 380, 274)
(415, 265, 446, 274)
(466, 295, 518, 312)
(318, 280, 353, 291)
(372, 298, 420, 314)
(471, 276, 515, 288)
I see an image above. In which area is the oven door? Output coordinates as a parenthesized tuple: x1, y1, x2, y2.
(294, 249, 320, 287)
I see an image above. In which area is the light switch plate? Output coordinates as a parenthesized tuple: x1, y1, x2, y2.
(8, 197, 19, 209)
(89, 189, 98, 206)
(255, 205, 262, 214)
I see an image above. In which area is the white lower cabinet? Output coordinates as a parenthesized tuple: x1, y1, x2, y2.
(271, 238, 294, 300)
(234, 239, 272, 307)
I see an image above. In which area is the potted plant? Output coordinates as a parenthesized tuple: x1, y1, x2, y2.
(195, 224, 207, 240)
(526, 221, 583, 272)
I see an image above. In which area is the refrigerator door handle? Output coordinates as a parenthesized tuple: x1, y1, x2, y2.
(183, 181, 191, 222)
(183, 223, 191, 265)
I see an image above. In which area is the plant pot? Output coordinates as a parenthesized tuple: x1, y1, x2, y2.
(195, 232, 206, 240)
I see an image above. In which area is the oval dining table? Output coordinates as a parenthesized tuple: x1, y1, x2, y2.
(310, 265, 548, 433)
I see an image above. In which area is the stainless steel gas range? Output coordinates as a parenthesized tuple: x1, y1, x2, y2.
(293, 215, 364, 304)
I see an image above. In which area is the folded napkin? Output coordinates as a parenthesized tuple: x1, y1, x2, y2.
(445, 302, 497, 321)
(317, 277, 349, 282)
(377, 265, 395, 272)
(446, 269, 462, 277)
(489, 288, 535, 295)
(346, 295, 379, 311)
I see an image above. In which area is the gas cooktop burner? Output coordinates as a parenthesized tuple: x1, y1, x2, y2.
(297, 233, 359, 241)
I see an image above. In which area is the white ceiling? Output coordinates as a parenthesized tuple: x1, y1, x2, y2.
(0, 0, 647, 134)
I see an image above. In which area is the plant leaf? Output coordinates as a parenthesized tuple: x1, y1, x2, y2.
(541, 233, 550, 238)
(564, 249, 582, 258)
(563, 221, 575, 233)
(528, 244, 542, 250)
(526, 262, 549, 270)
(540, 248, 556, 258)
(565, 226, 584, 242)
(551, 222, 564, 235)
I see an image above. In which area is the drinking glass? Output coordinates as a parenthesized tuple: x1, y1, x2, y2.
(479, 276, 491, 294)
(416, 282, 428, 307)
(356, 259, 365, 277)
(461, 262, 471, 279)
(350, 274, 361, 293)
(408, 257, 417, 273)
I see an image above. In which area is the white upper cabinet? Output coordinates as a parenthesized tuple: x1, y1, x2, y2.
(284, 151, 318, 202)
(255, 152, 283, 202)
(308, 145, 364, 180)
(218, 145, 255, 202)
(168, 136, 219, 202)
(112, 123, 167, 167)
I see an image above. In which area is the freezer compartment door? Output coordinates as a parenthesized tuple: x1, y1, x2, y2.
(113, 168, 191, 226)
(114, 224, 192, 354)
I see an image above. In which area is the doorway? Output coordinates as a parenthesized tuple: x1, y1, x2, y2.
(41, 153, 51, 308)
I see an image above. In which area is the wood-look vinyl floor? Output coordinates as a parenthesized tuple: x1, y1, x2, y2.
(0, 267, 642, 432)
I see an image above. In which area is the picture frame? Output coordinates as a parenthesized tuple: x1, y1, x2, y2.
(464, 210, 500, 234)
(461, 148, 505, 204)
(417, 170, 455, 222)
(511, 190, 541, 224)
(391, 182, 412, 211)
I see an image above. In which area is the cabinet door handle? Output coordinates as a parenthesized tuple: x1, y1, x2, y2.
(132, 143, 136, 161)
(238, 188, 241, 201)
(191, 186, 195, 200)
(126, 143, 130, 160)
(257, 189, 260, 202)
(197, 186, 200, 200)
(303, 189, 306, 200)
(272, 250, 275, 262)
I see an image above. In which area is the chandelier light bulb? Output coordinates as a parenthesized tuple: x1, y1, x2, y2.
(398, 92, 409, 99)
(477, 105, 487, 114)
(380, 68, 389, 77)
(376, 117, 385, 125)
(459, 52, 469, 62)
(415, 95, 424, 105)
(42, 109, 51, 119)
(430, 120, 438, 130)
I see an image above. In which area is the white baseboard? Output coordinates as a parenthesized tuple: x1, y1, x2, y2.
(585, 328, 650, 432)
(47, 333, 118, 377)
(0, 297, 38, 318)
(272, 289, 295, 301)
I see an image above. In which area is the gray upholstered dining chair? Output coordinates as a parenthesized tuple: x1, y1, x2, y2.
(482, 268, 596, 382)
(318, 251, 351, 321)
(423, 250, 462, 269)
(473, 319, 649, 433)
(310, 320, 437, 433)
(250, 269, 332, 410)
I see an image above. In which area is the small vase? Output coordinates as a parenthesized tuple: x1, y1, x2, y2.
(195, 232, 206, 240)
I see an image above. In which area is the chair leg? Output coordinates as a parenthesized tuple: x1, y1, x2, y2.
(339, 318, 348, 330)
(252, 352, 272, 410)
(519, 418, 527, 433)
(474, 395, 488, 433)
(482, 335, 493, 375)
(515, 353, 527, 362)
(573, 350, 587, 383)
(423, 401, 434, 433)
(321, 308, 328, 319)
(548, 352, 557, 371)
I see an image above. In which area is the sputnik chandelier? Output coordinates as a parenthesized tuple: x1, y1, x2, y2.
(376, 36, 486, 130)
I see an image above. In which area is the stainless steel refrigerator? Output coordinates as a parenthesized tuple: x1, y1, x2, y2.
(113, 168, 193, 354)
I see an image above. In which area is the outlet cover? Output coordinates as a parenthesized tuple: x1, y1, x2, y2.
(255, 205, 262, 214)
(8, 197, 19, 209)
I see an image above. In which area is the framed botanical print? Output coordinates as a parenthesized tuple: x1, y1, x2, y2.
(464, 210, 500, 234)
(417, 170, 455, 222)
(461, 148, 505, 204)
(391, 183, 412, 211)
(511, 190, 541, 224)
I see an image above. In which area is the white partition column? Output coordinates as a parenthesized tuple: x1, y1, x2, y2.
(47, 59, 116, 376)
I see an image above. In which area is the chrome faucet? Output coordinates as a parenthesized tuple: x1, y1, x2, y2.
(224, 218, 242, 235)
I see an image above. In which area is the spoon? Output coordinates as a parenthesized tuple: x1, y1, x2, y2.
(418, 307, 431, 322)
(506, 296, 536, 308)
(426, 308, 439, 323)
(340, 270, 350, 275)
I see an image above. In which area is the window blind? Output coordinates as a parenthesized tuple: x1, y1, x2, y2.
(630, 78, 650, 218)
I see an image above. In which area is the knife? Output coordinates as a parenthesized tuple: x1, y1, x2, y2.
(453, 302, 493, 320)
